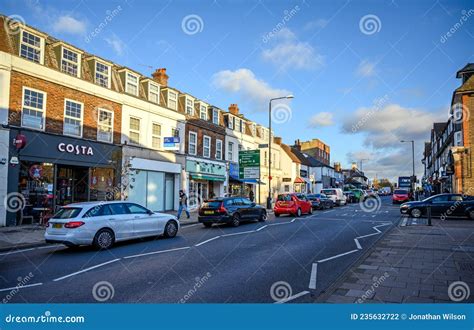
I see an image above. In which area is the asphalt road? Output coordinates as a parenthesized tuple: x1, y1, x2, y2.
(0, 196, 402, 303)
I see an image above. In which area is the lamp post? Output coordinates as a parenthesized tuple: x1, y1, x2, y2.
(401, 140, 415, 192)
(267, 95, 294, 209)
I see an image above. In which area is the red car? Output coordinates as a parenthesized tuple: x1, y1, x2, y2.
(274, 193, 313, 217)
(392, 189, 410, 204)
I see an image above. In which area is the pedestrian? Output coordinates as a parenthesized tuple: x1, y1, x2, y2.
(177, 190, 190, 220)
(249, 189, 254, 202)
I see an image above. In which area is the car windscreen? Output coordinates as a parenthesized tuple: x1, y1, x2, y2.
(321, 190, 335, 195)
(394, 190, 408, 195)
(202, 201, 223, 208)
(52, 207, 82, 219)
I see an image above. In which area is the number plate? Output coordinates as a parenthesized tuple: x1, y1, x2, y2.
(52, 223, 62, 229)
(204, 210, 214, 215)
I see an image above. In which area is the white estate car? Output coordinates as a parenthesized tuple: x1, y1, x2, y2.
(45, 201, 180, 249)
(320, 188, 347, 206)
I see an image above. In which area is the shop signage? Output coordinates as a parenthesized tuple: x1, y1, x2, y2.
(58, 143, 94, 156)
(186, 160, 226, 177)
(282, 178, 292, 182)
(29, 164, 43, 179)
(163, 137, 180, 150)
(239, 150, 260, 180)
(9, 156, 19, 165)
(13, 134, 27, 150)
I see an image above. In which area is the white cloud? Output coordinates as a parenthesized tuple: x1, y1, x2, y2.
(304, 19, 328, 30)
(262, 28, 324, 70)
(356, 60, 376, 77)
(52, 15, 87, 35)
(105, 34, 125, 56)
(211, 68, 292, 111)
(308, 112, 334, 128)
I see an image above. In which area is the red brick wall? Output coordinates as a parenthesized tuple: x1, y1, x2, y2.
(185, 119, 225, 160)
(9, 71, 122, 144)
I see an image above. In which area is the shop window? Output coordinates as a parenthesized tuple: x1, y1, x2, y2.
(97, 109, 114, 143)
(152, 123, 162, 149)
(129, 117, 140, 145)
(20, 30, 42, 63)
(203, 135, 211, 158)
(89, 167, 115, 201)
(22, 88, 46, 130)
(64, 99, 83, 137)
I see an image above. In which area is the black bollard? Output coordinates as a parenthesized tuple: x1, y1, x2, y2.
(427, 206, 432, 226)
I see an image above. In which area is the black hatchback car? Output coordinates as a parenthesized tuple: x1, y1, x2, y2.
(198, 197, 267, 227)
(400, 193, 474, 219)
(307, 194, 334, 209)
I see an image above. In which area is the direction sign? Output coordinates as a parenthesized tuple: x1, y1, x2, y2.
(239, 150, 260, 180)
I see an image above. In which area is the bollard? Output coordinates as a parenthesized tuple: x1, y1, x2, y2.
(427, 205, 432, 226)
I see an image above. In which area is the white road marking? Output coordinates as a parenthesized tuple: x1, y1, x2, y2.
(195, 236, 220, 247)
(182, 223, 199, 228)
(221, 230, 255, 237)
(290, 218, 297, 223)
(268, 222, 292, 226)
(275, 290, 310, 304)
(354, 238, 362, 250)
(256, 225, 268, 232)
(0, 282, 43, 292)
(322, 210, 335, 214)
(309, 263, 318, 289)
(317, 249, 359, 263)
(124, 246, 190, 259)
(0, 245, 60, 257)
(53, 258, 121, 282)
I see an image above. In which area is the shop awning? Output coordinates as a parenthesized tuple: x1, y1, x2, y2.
(191, 174, 225, 181)
(229, 176, 265, 185)
(294, 177, 305, 184)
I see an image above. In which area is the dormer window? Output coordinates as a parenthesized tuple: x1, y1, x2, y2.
(168, 91, 177, 110)
(20, 30, 43, 64)
(125, 72, 139, 96)
(148, 82, 160, 104)
(61, 47, 80, 77)
(236, 119, 242, 132)
(200, 104, 207, 120)
(251, 124, 256, 136)
(95, 61, 110, 88)
(186, 98, 194, 115)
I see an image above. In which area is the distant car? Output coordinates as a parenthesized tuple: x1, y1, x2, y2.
(365, 189, 377, 199)
(307, 193, 334, 209)
(274, 193, 313, 217)
(400, 193, 474, 219)
(343, 191, 357, 203)
(349, 189, 365, 202)
(198, 197, 266, 227)
(45, 201, 179, 249)
(320, 188, 346, 206)
(392, 189, 410, 204)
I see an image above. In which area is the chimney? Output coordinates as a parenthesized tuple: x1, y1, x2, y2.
(152, 68, 169, 86)
(228, 104, 239, 115)
(274, 136, 282, 145)
(334, 162, 341, 172)
(294, 139, 301, 151)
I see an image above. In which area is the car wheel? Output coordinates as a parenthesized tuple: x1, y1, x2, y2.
(258, 211, 267, 222)
(164, 220, 178, 238)
(468, 210, 474, 220)
(93, 229, 115, 250)
(231, 213, 240, 227)
(308, 207, 313, 215)
(296, 208, 302, 217)
(410, 208, 422, 218)
(203, 223, 213, 228)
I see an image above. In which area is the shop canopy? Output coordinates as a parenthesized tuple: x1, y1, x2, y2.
(294, 177, 305, 184)
(191, 174, 225, 181)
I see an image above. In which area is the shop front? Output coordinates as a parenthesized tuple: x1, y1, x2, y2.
(7, 129, 121, 226)
(186, 157, 226, 208)
(228, 162, 258, 201)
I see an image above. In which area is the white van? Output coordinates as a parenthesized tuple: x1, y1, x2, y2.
(320, 188, 347, 206)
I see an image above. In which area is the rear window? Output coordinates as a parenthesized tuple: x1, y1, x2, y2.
(203, 201, 223, 208)
(277, 194, 292, 201)
(394, 190, 408, 194)
(321, 189, 335, 195)
(52, 207, 82, 219)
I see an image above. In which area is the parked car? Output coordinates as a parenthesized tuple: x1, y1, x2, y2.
(45, 201, 179, 249)
(400, 194, 474, 219)
(348, 189, 365, 202)
(320, 188, 347, 206)
(307, 193, 334, 209)
(343, 191, 357, 203)
(274, 193, 313, 217)
(392, 189, 410, 204)
(198, 197, 266, 227)
(365, 189, 377, 199)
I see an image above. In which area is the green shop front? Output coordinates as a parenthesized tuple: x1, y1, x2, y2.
(185, 157, 226, 207)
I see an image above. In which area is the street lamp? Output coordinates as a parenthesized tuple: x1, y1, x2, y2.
(267, 95, 294, 209)
(400, 140, 415, 192)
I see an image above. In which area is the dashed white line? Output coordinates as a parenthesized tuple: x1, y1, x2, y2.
(274, 290, 310, 304)
(53, 258, 121, 282)
(309, 263, 318, 289)
(256, 225, 268, 232)
(317, 249, 359, 263)
(354, 238, 362, 250)
(221, 230, 255, 237)
(0, 282, 43, 292)
(290, 218, 297, 223)
(124, 246, 190, 259)
(195, 236, 220, 247)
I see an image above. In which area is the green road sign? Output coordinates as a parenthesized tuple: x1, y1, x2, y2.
(239, 150, 260, 179)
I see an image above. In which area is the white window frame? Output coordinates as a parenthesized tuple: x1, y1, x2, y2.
(97, 108, 114, 143)
(61, 46, 81, 77)
(200, 105, 207, 120)
(63, 99, 84, 138)
(228, 141, 234, 161)
(129, 116, 141, 145)
(21, 87, 46, 131)
(95, 61, 111, 88)
(188, 131, 197, 156)
(216, 139, 223, 160)
(151, 122, 162, 150)
(148, 82, 160, 104)
(168, 90, 178, 110)
(228, 115, 234, 129)
(19, 30, 44, 64)
(212, 109, 219, 125)
(125, 72, 139, 96)
(203, 135, 211, 158)
(185, 98, 194, 115)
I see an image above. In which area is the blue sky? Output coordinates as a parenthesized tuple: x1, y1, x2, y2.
(3, 0, 473, 181)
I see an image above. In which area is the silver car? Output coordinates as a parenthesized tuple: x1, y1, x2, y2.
(45, 201, 180, 249)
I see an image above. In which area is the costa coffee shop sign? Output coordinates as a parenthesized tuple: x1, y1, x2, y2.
(58, 142, 94, 156)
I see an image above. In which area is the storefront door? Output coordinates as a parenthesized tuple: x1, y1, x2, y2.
(165, 174, 174, 211)
(55, 165, 89, 208)
(189, 181, 208, 207)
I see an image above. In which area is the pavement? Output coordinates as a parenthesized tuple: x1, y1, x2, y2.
(320, 217, 474, 303)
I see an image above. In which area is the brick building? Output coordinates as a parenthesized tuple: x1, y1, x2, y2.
(295, 138, 330, 165)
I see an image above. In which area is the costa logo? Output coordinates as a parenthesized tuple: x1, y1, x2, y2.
(13, 134, 27, 150)
(58, 143, 94, 156)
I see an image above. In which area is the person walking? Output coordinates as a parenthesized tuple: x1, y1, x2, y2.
(249, 189, 254, 202)
(177, 190, 190, 220)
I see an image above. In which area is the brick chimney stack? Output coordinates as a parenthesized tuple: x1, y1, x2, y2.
(152, 68, 169, 86)
(274, 136, 282, 145)
(294, 139, 301, 151)
(228, 104, 239, 115)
